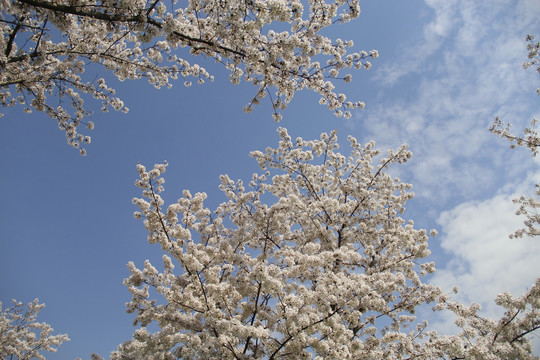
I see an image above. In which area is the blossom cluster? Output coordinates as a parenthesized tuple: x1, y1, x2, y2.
(0, 298, 69, 360)
(1, 0, 376, 152)
(523, 34, 540, 96)
(115, 129, 540, 359)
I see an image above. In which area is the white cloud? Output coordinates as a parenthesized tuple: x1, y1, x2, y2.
(355, 0, 540, 206)
(374, 0, 540, 86)
(434, 172, 540, 298)
(373, 0, 459, 86)
(428, 171, 540, 350)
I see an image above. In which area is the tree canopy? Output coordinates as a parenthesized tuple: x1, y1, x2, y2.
(1, 2, 538, 359)
(1, 0, 376, 153)
(114, 129, 540, 359)
(0, 299, 69, 360)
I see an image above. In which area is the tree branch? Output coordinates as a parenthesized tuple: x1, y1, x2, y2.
(5, 16, 26, 57)
(15, 0, 247, 58)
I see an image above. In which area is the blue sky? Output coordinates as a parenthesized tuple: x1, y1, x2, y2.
(1, 0, 539, 358)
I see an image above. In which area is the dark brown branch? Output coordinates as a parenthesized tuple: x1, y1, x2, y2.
(510, 323, 540, 343)
(15, 0, 247, 58)
(0, 18, 47, 30)
(146, 0, 161, 15)
(492, 309, 521, 344)
(32, 18, 47, 56)
(243, 282, 263, 354)
(16, 0, 143, 22)
(6, 16, 26, 57)
(268, 307, 341, 359)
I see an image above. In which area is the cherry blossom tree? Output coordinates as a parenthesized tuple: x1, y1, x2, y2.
(1, 0, 377, 154)
(116, 128, 540, 359)
(0, 298, 69, 360)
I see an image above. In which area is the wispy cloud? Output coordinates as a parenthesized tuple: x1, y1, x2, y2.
(353, 0, 540, 205)
(373, 0, 459, 86)
(373, 0, 540, 87)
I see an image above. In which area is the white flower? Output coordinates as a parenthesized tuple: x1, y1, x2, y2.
(0, 299, 69, 359)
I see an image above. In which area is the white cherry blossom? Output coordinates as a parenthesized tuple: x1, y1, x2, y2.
(1, 0, 376, 152)
(116, 128, 539, 359)
(0, 299, 69, 360)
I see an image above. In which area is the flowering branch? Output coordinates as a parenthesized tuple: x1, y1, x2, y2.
(0, 299, 69, 360)
(2, 0, 377, 153)
(490, 34, 540, 239)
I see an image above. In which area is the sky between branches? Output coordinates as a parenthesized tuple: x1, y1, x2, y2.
(1, 0, 539, 358)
